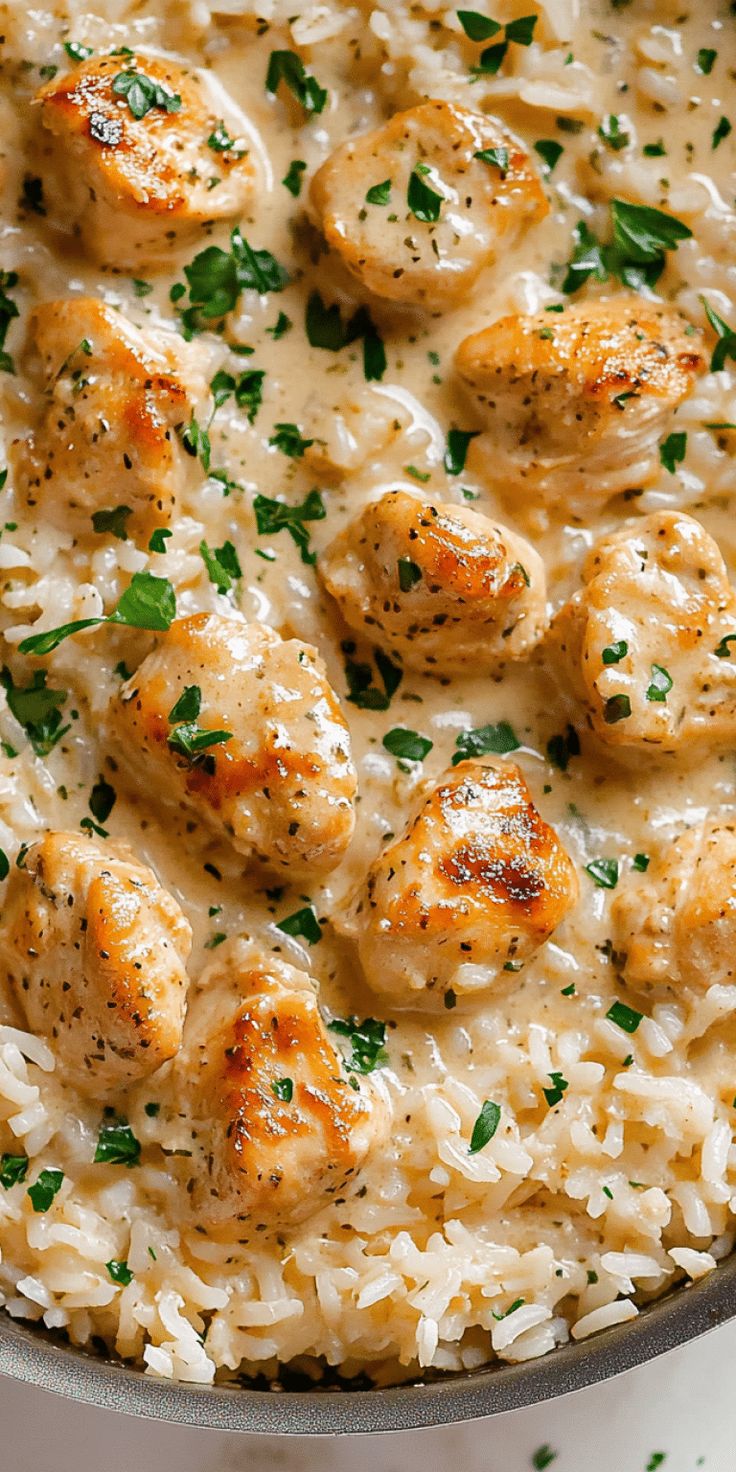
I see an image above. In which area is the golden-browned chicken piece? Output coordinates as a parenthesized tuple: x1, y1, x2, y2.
(36, 51, 255, 269)
(553, 511, 736, 754)
(319, 490, 547, 675)
(353, 759, 578, 1007)
(116, 613, 357, 876)
(14, 297, 200, 544)
(612, 820, 736, 996)
(456, 297, 703, 509)
(310, 100, 547, 308)
(0, 832, 191, 1096)
(175, 945, 390, 1232)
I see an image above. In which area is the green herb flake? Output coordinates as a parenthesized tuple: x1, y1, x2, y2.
(19, 571, 177, 656)
(603, 694, 631, 724)
(366, 178, 392, 205)
(111, 69, 182, 120)
(598, 115, 629, 151)
(328, 1016, 388, 1074)
(383, 727, 433, 762)
(200, 538, 242, 594)
(0, 1153, 28, 1189)
(0, 269, 20, 373)
(633, 853, 650, 871)
(468, 1099, 501, 1154)
(456, 10, 502, 40)
(265, 49, 327, 115)
(277, 905, 322, 946)
(696, 49, 716, 75)
(91, 504, 133, 541)
(271, 1077, 294, 1102)
(453, 721, 520, 764)
(148, 527, 172, 553)
(253, 488, 325, 565)
(602, 640, 628, 665)
(282, 158, 307, 196)
(444, 428, 480, 474)
(268, 422, 314, 459)
(106, 1259, 134, 1286)
(94, 1119, 141, 1167)
(473, 146, 509, 174)
(89, 777, 116, 826)
(533, 139, 563, 174)
(344, 646, 402, 711)
(532, 1448, 558, 1471)
(543, 1072, 569, 1108)
(64, 41, 94, 61)
(660, 430, 687, 474)
(181, 227, 289, 330)
(0, 668, 70, 756)
(646, 664, 673, 703)
(643, 140, 666, 157)
(712, 116, 731, 150)
(27, 1167, 64, 1212)
(546, 724, 580, 772)
(398, 556, 422, 592)
(585, 857, 619, 889)
(606, 999, 643, 1033)
(646, 1457, 666, 1472)
(407, 164, 443, 223)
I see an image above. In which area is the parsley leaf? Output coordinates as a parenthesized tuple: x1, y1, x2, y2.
(282, 158, 307, 196)
(0, 1153, 28, 1189)
(89, 777, 116, 826)
(543, 1072, 569, 1108)
(106, 1259, 134, 1286)
(366, 178, 392, 205)
(148, 527, 172, 553)
(19, 572, 176, 655)
(94, 1119, 141, 1167)
(168, 686, 201, 723)
(398, 556, 422, 592)
(452, 721, 519, 764)
(111, 69, 181, 120)
(456, 10, 502, 40)
(602, 640, 628, 665)
(474, 146, 509, 174)
(546, 724, 580, 772)
(603, 694, 631, 724)
(468, 1099, 501, 1154)
(64, 41, 94, 61)
(271, 1078, 293, 1102)
(91, 504, 133, 541)
(646, 664, 672, 702)
(660, 431, 687, 473)
(444, 428, 480, 474)
(344, 645, 402, 710)
(27, 1168, 64, 1213)
(277, 905, 322, 945)
(181, 227, 289, 328)
(534, 139, 564, 174)
(700, 296, 736, 372)
(606, 1000, 643, 1033)
(585, 857, 619, 889)
(200, 538, 242, 594)
(253, 489, 325, 564)
(712, 116, 731, 150)
(266, 50, 327, 115)
(328, 1016, 388, 1074)
(269, 422, 314, 459)
(408, 163, 443, 223)
(0, 270, 20, 374)
(383, 727, 433, 762)
(167, 724, 232, 761)
(532, 1448, 558, 1470)
(0, 668, 69, 756)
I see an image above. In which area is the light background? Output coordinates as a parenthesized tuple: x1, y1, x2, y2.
(1, 1319, 734, 1472)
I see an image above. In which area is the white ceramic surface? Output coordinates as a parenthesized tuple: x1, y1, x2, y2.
(2, 1321, 734, 1472)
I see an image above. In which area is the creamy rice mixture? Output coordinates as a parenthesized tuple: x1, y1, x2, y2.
(0, 0, 734, 1387)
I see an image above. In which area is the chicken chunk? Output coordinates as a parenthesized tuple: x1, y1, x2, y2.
(354, 759, 578, 1006)
(116, 614, 357, 876)
(0, 832, 191, 1096)
(456, 297, 703, 509)
(310, 100, 547, 308)
(319, 490, 547, 675)
(14, 297, 200, 543)
(36, 51, 255, 269)
(553, 511, 736, 754)
(612, 821, 736, 995)
(175, 945, 390, 1232)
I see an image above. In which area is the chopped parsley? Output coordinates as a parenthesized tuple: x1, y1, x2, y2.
(598, 115, 629, 151)
(271, 1078, 294, 1102)
(64, 41, 94, 61)
(606, 1000, 643, 1033)
(343, 645, 402, 711)
(89, 777, 116, 827)
(561, 199, 691, 294)
(646, 664, 673, 703)
(265, 49, 327, 115)
(91, 504, 133, 541)
(712, 116, 731, 150)
(253, 488, 325, 564)
(532, 1449, 558, 1471)
(714, 633, 736, 659)
(543, 1072, 569, 1108)
(94, 1119, 141, 1167)
(200, 538, 242, 594)
(700, 296, 736, 372)
(276, 905, 322, 946)
(282, 159, 307, 196)
(366, 178, 392, 205)
(696, 49, 716, 75)
(211, 366, 265, 424)
(106, 1259, 134, 1286)
(0, 270, 20, 373)
(453, 721, 519, 764)
(398, 556, 422, 592)
(179, 228, 289, 330)
(27, 1168, 64, 1213)
(19, 571, 176, 656)
(602, 640, 628, 665)
(328, 1016, 388, 1074)
(304, 292, 386, 381)
(407, 163, 443, 223)
(659, 432, 687, 476)
(207, 121, 245, 158)
(546, 724, 580, 772)
(603, 694, 631, 724)
(585, 857, 619, 889)
(383, 727, 433, 762)
(148, 527, 172, 554)
(0, 668, 69, 756)
(0, 1153, 28, 1189)
(111, 69, 181, 120)
(444, 428, 480, 474)
(456, 10, 502, 40)
(533, 139, 563, 174)
(468, 1099, 501, 1154)
(268, 422, 314, 459)
(633, 853, 650, 871)
(474, 146, 509, 174)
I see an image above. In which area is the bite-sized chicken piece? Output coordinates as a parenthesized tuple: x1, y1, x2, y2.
(456, 297, 703, 509)
(310, 100, 547, 308)
(553, 511, 736, 754)
(14, 297, 201, 543)
(36, 51, 255, 269)
(353, 759, 578, 1007)
(319, 490, 547, 675)
(0, 832, 191, 1096)
(175, 945, 390, 1232)
(116, 613, 357, 876)
(612, 820, 736, 995)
